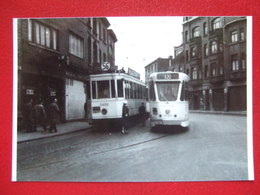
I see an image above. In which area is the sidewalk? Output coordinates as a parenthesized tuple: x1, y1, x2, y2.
(17, 121, 91, 143)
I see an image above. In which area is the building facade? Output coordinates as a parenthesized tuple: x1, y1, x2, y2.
(145, 16, 247, 112)
(144, 56, 174, 84)
(17, 18, 117, 125)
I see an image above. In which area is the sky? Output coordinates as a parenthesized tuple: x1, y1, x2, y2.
(107, 16, 183, 81)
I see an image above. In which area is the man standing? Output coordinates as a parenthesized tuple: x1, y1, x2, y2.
(121, 101, 129, 134)
(48, 98, 60, 133)
(139, 102, 146, 127)
(23, 98, 33, 132)
(32, 99, 47, 132)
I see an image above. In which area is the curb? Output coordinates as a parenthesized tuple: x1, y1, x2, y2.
(17, 126, 92, 144)
(189, 110, 247, 116)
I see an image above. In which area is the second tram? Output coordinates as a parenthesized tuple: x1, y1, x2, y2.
(86, 72, 146, 128)
(148, 71, 190, 127)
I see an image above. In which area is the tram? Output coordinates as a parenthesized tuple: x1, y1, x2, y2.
(148, 71, 190, 128)
(86, 72, 146, 128)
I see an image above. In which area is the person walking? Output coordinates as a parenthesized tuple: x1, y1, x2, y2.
(23, 98, 33, 132)
(48, 98, 60, 133)
(84, 101, 88, 121)
(121, 101, 129, 134)
(139, 102, 146, 127)
(32, 99, 47, 132)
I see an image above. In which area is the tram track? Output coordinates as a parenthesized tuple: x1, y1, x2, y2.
(17, 128, 171, 172)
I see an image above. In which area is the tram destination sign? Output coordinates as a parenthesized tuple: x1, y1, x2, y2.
(127, 68, 140, 79)
(157, 72, 179, 80)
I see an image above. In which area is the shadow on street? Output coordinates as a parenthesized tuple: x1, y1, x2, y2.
(150, 125, 189, 134)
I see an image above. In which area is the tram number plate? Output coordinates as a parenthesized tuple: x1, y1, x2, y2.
(100, 103, 109, 106)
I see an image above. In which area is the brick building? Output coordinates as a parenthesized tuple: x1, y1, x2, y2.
(145, 16, 247, 112)
(17, 18, 117, 124)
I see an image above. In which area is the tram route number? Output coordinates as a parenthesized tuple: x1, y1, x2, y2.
(100, 103, 109, 106)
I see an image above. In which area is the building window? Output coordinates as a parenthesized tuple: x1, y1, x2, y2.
(231, 54, 239, 71)
(186, 50, 189, 61)
(204, 65, 209, 79)
(231, 30, 239, 43)
(191, 47, 196, 58)
(203, 22, 208, 35)
(192, 26, 200, 38)
(212, 17, 222, 30)
(219, 42, 223, 52)
(241, 53, 246, 70)
(211, 41, 218, 54)
(28, 19, 58, 50)
(204, 44, 208, 57)
(211, 63, 218, 76)
(240, 28, 245, 41)
(69, 33, 84, 58)
(192, 67, 197, 80)
(219, 66, 224, 75)
(185, 31, 188, 42)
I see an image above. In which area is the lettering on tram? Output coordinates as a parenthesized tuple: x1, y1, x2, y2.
(148, 71, 190, 128)
(86, 72, 147, 131)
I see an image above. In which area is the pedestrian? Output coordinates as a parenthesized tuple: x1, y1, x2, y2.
(32, 99, 47, 132)
(84, 101, 88, 121)
(121, 101, 129, 134)
(48, 98, 60, 133)
(139, 102, 146, 127)
(23, 98, 33, 132)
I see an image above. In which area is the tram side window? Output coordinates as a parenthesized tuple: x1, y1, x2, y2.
(117, 79, 123, 97)
(86, 81, 91, 100)
(125, 81, 130, 99)
(149, 81, 156, 101)
(133, 83, 137, 99)
(180, 81, 189, 101)
(97, 80, 110, 99)
(92, 81, 97, 99)
(111, 80, 115, 98)
(130, 82, 134, 98)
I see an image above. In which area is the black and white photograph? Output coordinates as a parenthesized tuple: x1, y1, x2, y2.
(12, 16, 253, 182)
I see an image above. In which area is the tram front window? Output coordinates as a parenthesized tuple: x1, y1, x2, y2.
(97, 80, 110, 99)
(157, 82, 180, 101)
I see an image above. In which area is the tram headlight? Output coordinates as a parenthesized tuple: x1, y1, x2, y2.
(101, 108, 107, 115)
(152, 108, 158, 115)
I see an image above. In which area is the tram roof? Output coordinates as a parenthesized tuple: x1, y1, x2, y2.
(87, 73, 145, 85)
(149, 71, 190, 81)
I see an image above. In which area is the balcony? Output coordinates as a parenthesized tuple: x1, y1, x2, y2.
(209, 28, 223, 39)
(190, 36, 202, 46)
(228, 70, 246, 81)
(209, 75, 225, 83)
(190, 79, 203, 86)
